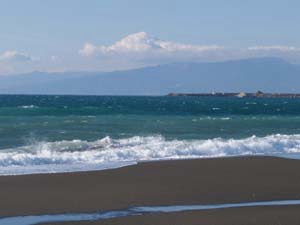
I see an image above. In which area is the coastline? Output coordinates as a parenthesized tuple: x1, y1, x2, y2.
(167, 91, 300, 98)
(1, 156, 300, 220)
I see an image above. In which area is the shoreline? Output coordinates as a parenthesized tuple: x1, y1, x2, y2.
(1, 200, 300, 225)
(40, 205, 300, 225)
(1, 154, 298, 177)
(0, 156, 300, 219)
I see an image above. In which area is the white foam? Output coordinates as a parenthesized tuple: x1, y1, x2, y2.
(0, 134, 300, 175)
(18, 105, 38, 109)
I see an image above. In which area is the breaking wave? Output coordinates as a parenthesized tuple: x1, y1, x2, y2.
(18, 105, 39, 109)
(1, 134, 300, 175)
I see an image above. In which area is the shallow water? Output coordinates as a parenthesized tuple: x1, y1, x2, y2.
(1, 200, 300, 225)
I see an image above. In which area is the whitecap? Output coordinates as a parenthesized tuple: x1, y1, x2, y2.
(18, 105, 38, 109)
(0, 134, 300, 175)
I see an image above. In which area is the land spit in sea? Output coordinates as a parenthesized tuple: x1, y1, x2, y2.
(167, 90, 300, 98)
(1, 95, 300, 224)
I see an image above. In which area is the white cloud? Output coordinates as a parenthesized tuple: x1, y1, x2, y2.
(4, 34, 300, 74)
(248, 46, 300, 52)
(0, 62, 14, 75)
(79, 32, 226, 64)
(50, 55, 60, 62)
(78, 32, 300, 69)
(0, 51, 35, 62)
(79, 33, 300, 67)
(246, 45, 300, 63)
(79, 43, 99, 57)
(0, 51, 40, 75)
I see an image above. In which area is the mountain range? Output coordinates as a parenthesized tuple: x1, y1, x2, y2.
(0, 57, 300, 95)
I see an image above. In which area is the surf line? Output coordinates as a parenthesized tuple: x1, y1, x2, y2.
(1, 199, 300, 225)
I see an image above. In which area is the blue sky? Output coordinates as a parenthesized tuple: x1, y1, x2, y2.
(0, 0, 299, 74)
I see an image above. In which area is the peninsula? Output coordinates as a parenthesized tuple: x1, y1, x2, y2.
(167, 91, 300, 98)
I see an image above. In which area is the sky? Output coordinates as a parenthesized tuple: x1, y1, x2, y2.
(0, 0, 300, 74)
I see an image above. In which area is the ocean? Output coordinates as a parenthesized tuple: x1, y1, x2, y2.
(1, 95, 300, 175)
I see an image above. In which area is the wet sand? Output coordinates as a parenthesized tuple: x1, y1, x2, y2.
(0, 156, 300, 221)
(41, 205, 300, 225)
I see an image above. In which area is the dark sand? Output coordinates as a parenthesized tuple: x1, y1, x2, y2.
(41, 205, 300, 225)
(1, 156, 300, 220)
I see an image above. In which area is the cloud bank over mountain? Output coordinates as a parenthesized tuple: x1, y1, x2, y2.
(1, 32, 300, 75)
(78, 32, 300, 68)
(78, 32, 232, 65)
(79, 32, 224, 56)
(0, 51, 37, 74)
(78, 32, 228, 69)
(0, 51, 35, 62)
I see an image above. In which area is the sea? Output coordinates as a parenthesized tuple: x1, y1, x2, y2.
(1, 95, 300, 175)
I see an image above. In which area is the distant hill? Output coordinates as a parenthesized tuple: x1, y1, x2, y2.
(0, 57, 300, 95)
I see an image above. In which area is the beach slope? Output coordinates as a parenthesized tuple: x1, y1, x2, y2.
(0, 156, 300, 219)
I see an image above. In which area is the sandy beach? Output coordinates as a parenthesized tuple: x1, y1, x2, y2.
(1, 156, 300, 224)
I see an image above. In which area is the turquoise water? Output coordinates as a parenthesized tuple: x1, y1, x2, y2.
(1, 95, 300, 175)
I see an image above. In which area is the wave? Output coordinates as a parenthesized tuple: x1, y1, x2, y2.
(18, 105, 39, 109)
(1, 134, 300, 175)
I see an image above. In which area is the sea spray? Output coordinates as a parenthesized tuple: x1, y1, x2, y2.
(0, 134, 300, 175)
